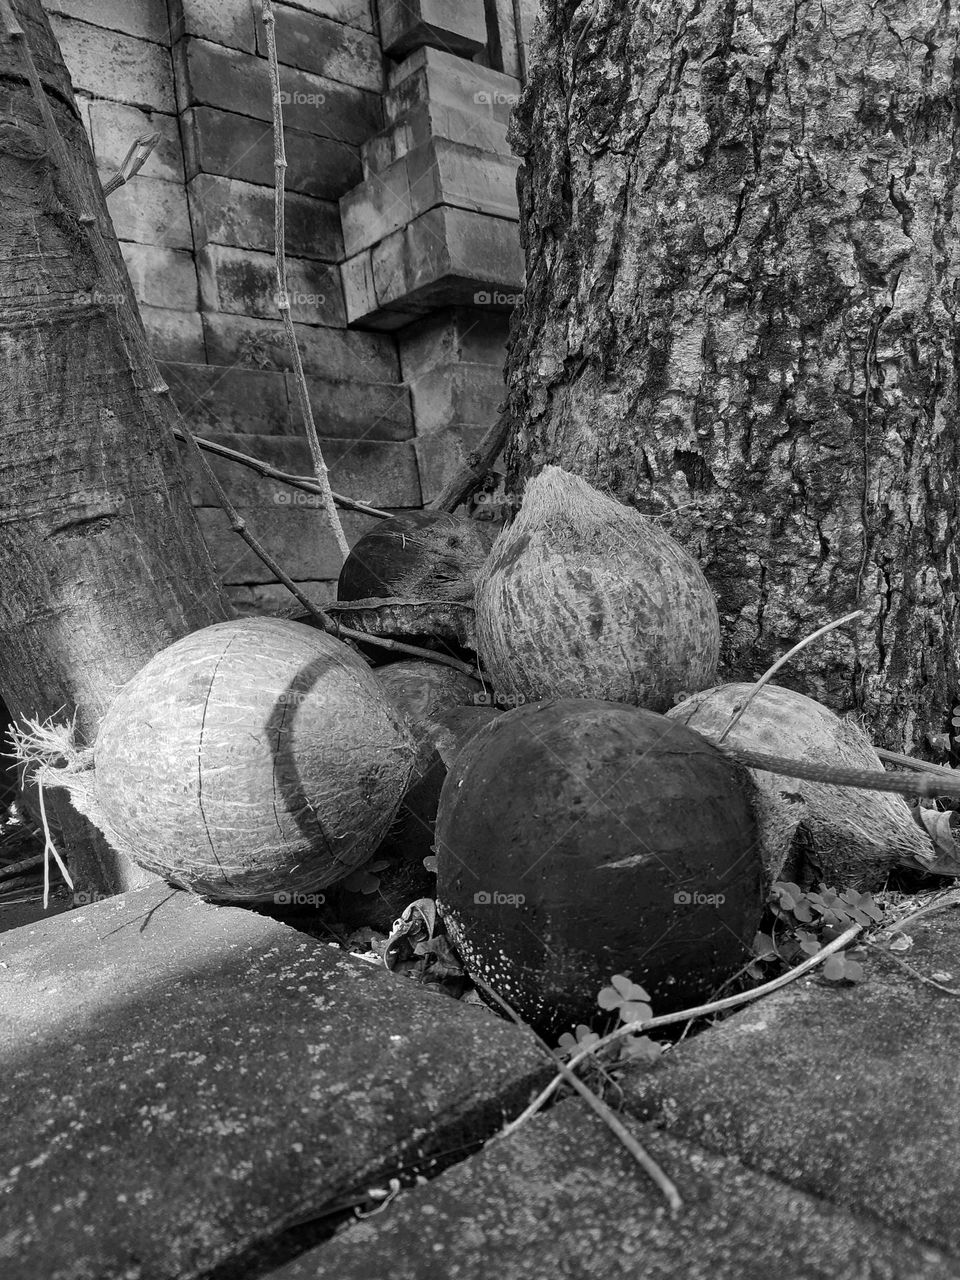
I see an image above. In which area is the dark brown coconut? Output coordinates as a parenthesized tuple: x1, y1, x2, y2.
(436, 699, 762, 1040)
(474, 466, 720, 710)
(338, 510, 496, 604)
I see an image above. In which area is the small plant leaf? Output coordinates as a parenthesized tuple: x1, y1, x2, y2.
(616, 1001, 652, 1026)
(751, 932, 777, 960)
(619, 1034, 662, 1062)
(610, 973, 649, 1002)
(822, 954, 865, 983)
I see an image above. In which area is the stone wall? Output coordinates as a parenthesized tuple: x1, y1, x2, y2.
(40, 0, 538, 611)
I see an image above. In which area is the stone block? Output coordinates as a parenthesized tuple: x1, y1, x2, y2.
(385, 46, 521, 128)
(105, 176, 193, 249)
(621, 910, 960, 1255)
(197, 244, 345, 325)
(342, 205, 523, 324)
(342, 138, 519, 257)
(196, 503, 378, 580)
(49, 15, 176, 110)
(202, 311, 400, 381)
(0, 885, 545, 1280)
(187, 174, 344, 261)
(180, 105, 363, 198)
(173, 37, 381, 145)
(140, 305, 207, 362)
(44, 0, 173, 43)
(378, 0, 486, 60)
(185, 434, 421, 508)
(408, 361, 505, 433)
(413, 424, 491, 502)
(85, 100, 184, 183)
(339, 158, 413, 257)
(266, 1100, 960, 1280)
(291, 374, 415, 440)
(404, 136, 520, 220)
(397, 307, 509, 379)
(120, 242, 198, 311)
(253, 2, 382, 90)
(361, 99, 510, 178)
(162, 361, 292, 436)
(168, 0, 258, 52)
(278, 0, 374, 31)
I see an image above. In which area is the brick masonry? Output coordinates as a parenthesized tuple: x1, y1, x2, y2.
(40, 0, 540, 603)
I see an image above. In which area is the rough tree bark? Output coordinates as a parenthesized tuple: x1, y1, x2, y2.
(503, 0, 960, 758)
(0, 0, 233, 893)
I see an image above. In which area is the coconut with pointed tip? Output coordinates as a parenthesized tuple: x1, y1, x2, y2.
(474, 466, 720, 711)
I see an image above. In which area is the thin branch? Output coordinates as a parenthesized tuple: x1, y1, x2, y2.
(716, 610, 864, 744)
(427, 413, 512, 513)
(170, 427, 393, 519)
(260, 0, 349, 563)
(474, 976, 682, 1215)
(865, 940, 960, 996)
(101, 131, 160, 196)
(500, 922, 862, 1138)
(876, 747, 960, 779)
(177, 425, 481, 676)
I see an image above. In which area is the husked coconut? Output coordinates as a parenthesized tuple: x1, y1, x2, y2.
(25, 618, 417, 902)
(668, 682, 933, 890)
(474, 466, 719, 711)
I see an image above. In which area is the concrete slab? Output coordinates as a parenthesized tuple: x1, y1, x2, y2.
(0, 885, 546, 1280)
(622, 911, 960, 1256)
(266, 1099, 958, 1280)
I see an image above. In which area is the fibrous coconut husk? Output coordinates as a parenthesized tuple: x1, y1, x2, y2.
(475, 466, 720, 711)
(338, 510, 496, 603)
(667, 682, 934, 891)
(325, 597, 478, 651)
(16, 618, 417, 903)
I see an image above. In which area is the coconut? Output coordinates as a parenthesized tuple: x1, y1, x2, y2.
(667, 682, 933, 890)
(435, 699, 762, 1040)
(374, 661, 495, 862)
(474, 466, 720, 711)
(338, 510, 496, 604)
(31, 618, 416, 902)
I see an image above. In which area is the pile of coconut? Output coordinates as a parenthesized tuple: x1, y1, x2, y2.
(13, 466, 960, 1040)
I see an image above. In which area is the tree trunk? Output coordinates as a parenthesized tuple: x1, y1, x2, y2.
(0, 0, 233, 894)
(504, 0, 960, 758)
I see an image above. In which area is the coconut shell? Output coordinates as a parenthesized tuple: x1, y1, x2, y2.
(338, 510, 496, 603)
(475, 466, 720, 711)
(436, 699, 762, 1040)
(83, 618, 417, 902)
(325, 597, 478, 651)
(375, 660, 484, 772)
(374, 660, 496, 863)
(667, 682, 933, 890)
